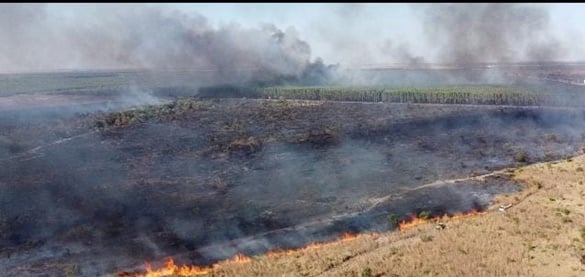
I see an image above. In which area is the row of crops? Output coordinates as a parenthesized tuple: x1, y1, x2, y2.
(257, 86, 585, 107)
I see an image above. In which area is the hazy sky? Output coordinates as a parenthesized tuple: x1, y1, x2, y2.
(3, 3, 585, 73)
(164, 3, 585, 65)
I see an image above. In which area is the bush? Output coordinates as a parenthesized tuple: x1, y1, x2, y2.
(418, 210, 431, 220)
(388, 213, 398, 225)
(361, 268, 373, 277)
(514, 150, 528, 163)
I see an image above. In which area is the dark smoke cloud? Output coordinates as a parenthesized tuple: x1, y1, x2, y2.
(421, 3, 564, 65)
(0, 4, 332, 85)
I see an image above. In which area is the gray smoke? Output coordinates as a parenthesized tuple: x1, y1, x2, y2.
(421, 3, 564, 65)
(0, 4, 330, 85)
(379, 39, 426, 66)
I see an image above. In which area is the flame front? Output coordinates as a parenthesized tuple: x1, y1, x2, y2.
(117, 253, 252, 277)
(117, 230, 398, 276)
(266, 232, 359, 258)
(399, 209, 486, 231)
(226, 253, 251, 264)
(118, 209, 485, 276)
(398, 215, 430, 231)
(340, 232, 358, 241)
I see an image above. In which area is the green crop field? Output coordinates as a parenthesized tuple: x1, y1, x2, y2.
(0, 71, 211, 97)
(257, 85, 585, 107)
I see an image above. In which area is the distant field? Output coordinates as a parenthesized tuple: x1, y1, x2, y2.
(3, 70, 585, 108)
(258, 85, 585, 107)
(0, 70, 211, 97)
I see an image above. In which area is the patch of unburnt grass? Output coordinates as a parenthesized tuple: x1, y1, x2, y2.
(94, 98, 209, 130)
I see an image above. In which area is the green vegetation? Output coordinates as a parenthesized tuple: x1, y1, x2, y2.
(0, 71, 200, 97)
(514, 150, 528, 163)
(257, 85, 583, 106)
(418, 210, 431, 220)
(388, 214, 398, 225)
(548, 196, 556, 202)
(361, 267, 373, 277)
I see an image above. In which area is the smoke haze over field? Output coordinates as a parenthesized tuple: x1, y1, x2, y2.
(0, 3, 582, 82)
(4, 4, 585, 276)
(0, 4, 331, 85)
(420, 3, 564, 65)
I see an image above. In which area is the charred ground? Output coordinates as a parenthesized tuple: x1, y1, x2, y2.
(2, 88, 585, 276)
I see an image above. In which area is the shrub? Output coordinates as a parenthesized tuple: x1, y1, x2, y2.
(361, 268, 373, 277)
(514, 150, 528, 163)
(418, 210, 431, 220)
(388, 213, 398, 225)
(548, 196, 556, 202)
(534, 181, 543, 189)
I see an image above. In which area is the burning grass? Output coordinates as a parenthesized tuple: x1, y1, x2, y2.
(4, 97, 585, 276)
(117, 253, 252, 277)
(168, 154, 585, 277)
(117, 233, 360, 277)
(398, 209, 487, 232)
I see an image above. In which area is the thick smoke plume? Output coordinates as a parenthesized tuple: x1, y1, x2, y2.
(0, 4, 570, 87)
(421, 3, 563, 65)
(0, 4, 331, 85)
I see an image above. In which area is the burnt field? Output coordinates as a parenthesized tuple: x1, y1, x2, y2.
(2, 92, 585, 276)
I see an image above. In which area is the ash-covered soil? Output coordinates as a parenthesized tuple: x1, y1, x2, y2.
(1, 98, 585, 276)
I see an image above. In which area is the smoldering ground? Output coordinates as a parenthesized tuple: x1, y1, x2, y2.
(1, 3, 585, 276)
(2, 98, 585, 276)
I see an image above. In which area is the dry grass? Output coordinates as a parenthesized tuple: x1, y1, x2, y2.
(200, 154, 585, 277)
(129, 154, 585, 277)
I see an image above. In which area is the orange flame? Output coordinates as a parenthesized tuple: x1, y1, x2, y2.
(224, 252, 251, 264)
(399, 209, 486, 232)
(340, 232, 358, 242)
(119, 253, 251, 277)
(266, 232, 358, 258)
(119, 208, 484, 276)
(118, 232, 371, 276)
(117, 257, 210, 277)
